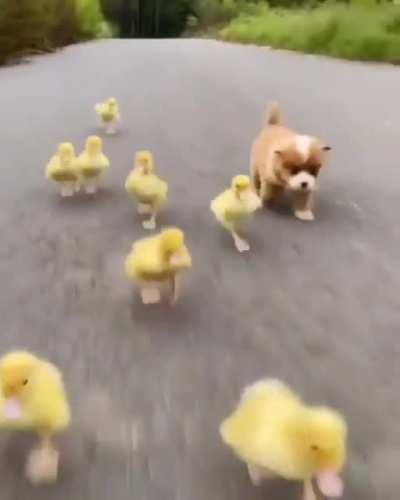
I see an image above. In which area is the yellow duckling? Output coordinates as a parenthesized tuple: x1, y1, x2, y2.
(0, 351, 71, 485)
(77, 135, 110, 194)
(125, 151, 168, 230)
(210, 175, 261, 252)
(46, 142, 79, 197)
(125, 227, 192, 305)
(220, 379, 347, 500)
(95, 97, 120, 134)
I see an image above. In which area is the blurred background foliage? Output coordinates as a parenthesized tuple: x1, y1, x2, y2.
(0, 0, 109, 63)
(0, 0, 399, 64)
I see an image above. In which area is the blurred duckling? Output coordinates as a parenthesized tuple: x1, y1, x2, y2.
(95, 97, 120, 134)
(77, 136, 110, 194)
(211, 175, 261, 252)
(46, 143, 79, 197)
(220, 379, 347, 500)
(125, 151, 168, 230)
(125, 227, 192, 305)
(0, 351, 71, 485)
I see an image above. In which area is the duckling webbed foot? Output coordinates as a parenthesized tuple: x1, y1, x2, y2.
(247, 463, 276, 486)
(143, 214, 156, 230)
(60, 183, 75, 197)
(169, 274, 181, 306)
(247, 464, 264, 486)
(141, 285, 161, 304)
(83, 178, 99, 195)
(303, 479, 317, 500)
(232, 232, 250, 253)
(105, 122, 117, 135)
(26, 439, 59, 485)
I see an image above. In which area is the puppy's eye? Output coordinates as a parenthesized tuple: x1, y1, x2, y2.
(292, 167, 301, 175)
(22, 379, 28, 386)
(311, 445, 319, 451)
(309, 166, 320, 176)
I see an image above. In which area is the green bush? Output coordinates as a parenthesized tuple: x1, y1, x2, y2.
(0, 0, 108, 65)
(194, 0, 264, 27)
(220, 3, 400, 63)
(76, 0, 111, 38)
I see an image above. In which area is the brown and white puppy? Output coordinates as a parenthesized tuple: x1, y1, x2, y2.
(250, 103, 331, 221)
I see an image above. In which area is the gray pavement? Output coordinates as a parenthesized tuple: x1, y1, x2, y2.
(0, 39, 399, 499)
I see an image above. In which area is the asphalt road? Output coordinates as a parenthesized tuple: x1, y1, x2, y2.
(0, 39, 399, 500)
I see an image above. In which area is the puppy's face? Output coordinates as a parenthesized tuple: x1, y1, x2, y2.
(276, 136, 330, 192)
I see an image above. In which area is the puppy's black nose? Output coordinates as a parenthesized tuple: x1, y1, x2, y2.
(301, 182, 308, 189)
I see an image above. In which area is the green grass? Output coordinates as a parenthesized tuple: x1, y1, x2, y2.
(194, 0, 263, 28)
(220, 3, 400, 63)
(0, 0, 109, 65)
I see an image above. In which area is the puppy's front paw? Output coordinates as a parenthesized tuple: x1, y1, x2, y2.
(295, 210, 315, 222)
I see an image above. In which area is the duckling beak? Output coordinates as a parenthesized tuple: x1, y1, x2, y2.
(169, 252, 184, 267)
(316, 470, 343, 498)
(138, 164, 149, 174)
(3, 395, 23, 420)
(170, 249, 190, 267)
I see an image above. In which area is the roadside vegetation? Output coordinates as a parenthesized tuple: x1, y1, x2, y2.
(218, 1, 400, 63)
(1, 0, 399, 65)
(0, 0, 109, 64)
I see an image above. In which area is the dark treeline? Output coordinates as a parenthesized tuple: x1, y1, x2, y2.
(101, 0, 196, 38)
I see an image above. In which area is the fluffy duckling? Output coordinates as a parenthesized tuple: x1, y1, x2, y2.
(125, 151, 168, 230)
(125, 227, 192, 305)
(77, 135, 110, 194)
(220, 379, 347, 500)
(95, 97, 120, 134)
(210, 175, 261, 252)
(46, 143, 79, 197)
(0, 351, 71, 485)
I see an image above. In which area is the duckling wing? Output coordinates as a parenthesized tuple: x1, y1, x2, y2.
(220, 379, 301, 471)
(126, 237, 165, 280)
(46, 155, 59, 179)
(127, 174, 168, 205)
(77, 154, 105, 177)
(153, 176, 168, 204)
(26, 362, 70, 432)
(95, 104, 114, 122)
(242, 191, 262, 212)
(100, 153, 110, 169)
(47, 157, 79, 182)
(211, 190, 233, 220)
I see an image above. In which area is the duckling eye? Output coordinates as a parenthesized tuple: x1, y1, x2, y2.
(22, 379, 28, 386)
(311, 445, 319, 451)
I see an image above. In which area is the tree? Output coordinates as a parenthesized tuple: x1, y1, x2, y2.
(101, 0, 195, 38)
